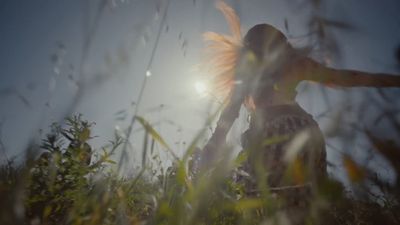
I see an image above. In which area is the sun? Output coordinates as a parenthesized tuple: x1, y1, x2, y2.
(194, 81, 208, 97)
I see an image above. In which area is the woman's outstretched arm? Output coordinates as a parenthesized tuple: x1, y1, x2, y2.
(295, 57, 400, 88)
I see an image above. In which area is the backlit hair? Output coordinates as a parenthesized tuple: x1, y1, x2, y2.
(202, 0, 242, 99)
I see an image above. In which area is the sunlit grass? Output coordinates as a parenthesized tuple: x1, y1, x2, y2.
(0, 114, 399, 225)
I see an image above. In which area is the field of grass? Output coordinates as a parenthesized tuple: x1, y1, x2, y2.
(1, 0, 400, 224)
(1, 114, 400, 225)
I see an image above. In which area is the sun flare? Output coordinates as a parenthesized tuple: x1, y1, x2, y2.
(194, 81, 208, 97)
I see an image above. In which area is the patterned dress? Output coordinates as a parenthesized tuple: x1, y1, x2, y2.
(240, 103, 327, 189)
(235, 84, 327, 224)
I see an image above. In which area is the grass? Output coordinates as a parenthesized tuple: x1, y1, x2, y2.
(0, 114, 400, 225)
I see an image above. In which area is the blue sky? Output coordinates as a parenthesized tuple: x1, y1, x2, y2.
(0, 0, 400, 181)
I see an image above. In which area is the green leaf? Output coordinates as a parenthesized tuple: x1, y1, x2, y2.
(234, 151, 248, 166)
(176, 164, 187, 186)
(105, 159, 117, 164)
(79, 127, 90, 142)
(135, 116, 177, 159)
(262, 135, 289, 147)
(233, 198, 264, 211)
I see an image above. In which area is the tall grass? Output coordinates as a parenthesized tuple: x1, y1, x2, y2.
(1, 1, 400, 224)
(0, 113, 399, 225)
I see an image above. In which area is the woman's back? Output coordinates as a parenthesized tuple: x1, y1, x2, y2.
(241, 55, 328, 185)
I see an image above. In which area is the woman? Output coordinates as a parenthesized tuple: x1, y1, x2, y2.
(198, 2, 400, 220)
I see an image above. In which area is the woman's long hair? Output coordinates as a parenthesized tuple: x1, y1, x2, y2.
(202, 1, 242, 100)
(202, 1, 294, 109)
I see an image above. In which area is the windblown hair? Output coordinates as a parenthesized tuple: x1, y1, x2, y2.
(202, 1, 242, 99)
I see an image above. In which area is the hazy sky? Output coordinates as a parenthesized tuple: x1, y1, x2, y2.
(0, 0, 399, 181)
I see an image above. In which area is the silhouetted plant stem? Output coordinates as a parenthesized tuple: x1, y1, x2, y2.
(118, 0, 172, 172)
